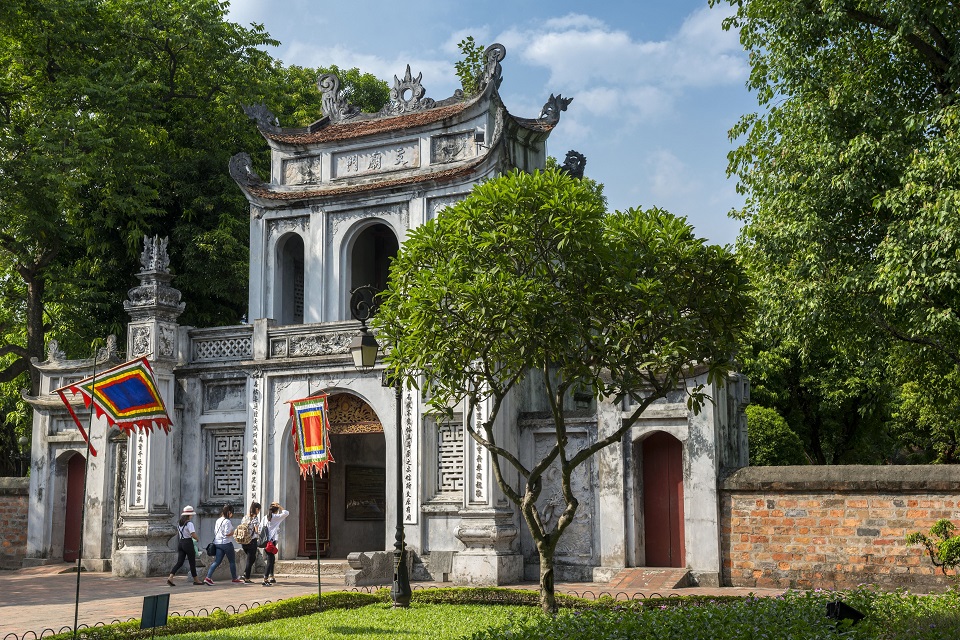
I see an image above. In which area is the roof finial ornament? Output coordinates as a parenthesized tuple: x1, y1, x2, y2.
(228, 152, 265, 188)
(139, 236, 171, 273)
(559, 150, 587, 179)
(382, 65, 436, 115)
(539, 94, 573, 124)
(241, 104, 281, 133)
(479, 44, 506, 92)
(319, 73, 360, 123)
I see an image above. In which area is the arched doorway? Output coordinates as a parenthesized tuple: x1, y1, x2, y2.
(298, 393, 386, 558)
(276, 233, 305, 325)
(641, 432, 685, 567)
(63, 453, 86, 562)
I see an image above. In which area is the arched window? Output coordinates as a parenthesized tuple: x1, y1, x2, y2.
(349, 222, 398, 302)
(276, 233, 305, 325)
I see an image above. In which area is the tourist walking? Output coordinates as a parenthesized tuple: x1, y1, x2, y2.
(239, 501, 262, 583)
(204, 504, 242, 585)
(167, 505, 201, 586)
(261, 501, 289, 586)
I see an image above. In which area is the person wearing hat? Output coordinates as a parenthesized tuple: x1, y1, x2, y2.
(167, 505, 201, 586)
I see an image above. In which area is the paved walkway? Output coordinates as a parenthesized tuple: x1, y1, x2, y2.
(0, 565, 783, 637)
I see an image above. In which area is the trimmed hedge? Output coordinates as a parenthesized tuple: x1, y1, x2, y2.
(47, 591, 386, 640)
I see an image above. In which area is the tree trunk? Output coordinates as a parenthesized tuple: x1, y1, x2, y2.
(538, 542, 557, 614)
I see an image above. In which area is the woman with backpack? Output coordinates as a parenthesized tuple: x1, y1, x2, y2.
(238, 501, 261, 583)
(260, 501, 289, 586)
(166, 505, 201, 586)
(203, 504, 242, 585)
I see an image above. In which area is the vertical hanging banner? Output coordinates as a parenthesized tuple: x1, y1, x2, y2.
(289, 393, 335, 477)
(54, 357, 173, 457)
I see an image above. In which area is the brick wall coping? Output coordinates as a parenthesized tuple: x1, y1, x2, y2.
(721, 465, 960, 493)
(0, 477, 28, 496)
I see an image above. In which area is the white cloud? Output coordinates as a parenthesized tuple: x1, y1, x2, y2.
(646, 149, 697, 202)
(543, 14, 606, 31)
(279, 43, 460, 96)
(503, 7, 747, 91)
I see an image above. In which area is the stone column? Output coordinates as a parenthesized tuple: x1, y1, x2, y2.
(453, 392, 523, 585)
(112, 236, 185, 577)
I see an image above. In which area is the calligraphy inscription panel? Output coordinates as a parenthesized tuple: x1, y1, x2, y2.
(332, 141, 419, 179)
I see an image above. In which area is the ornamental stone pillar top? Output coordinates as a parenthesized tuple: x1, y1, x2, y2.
(123, 236, 185, 362)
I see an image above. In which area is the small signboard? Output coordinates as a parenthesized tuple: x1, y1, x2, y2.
(140, 593, 170, 630)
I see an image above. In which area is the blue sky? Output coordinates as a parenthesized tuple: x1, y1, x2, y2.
(227, 0, 756, 246)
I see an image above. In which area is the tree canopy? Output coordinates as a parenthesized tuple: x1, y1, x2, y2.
(375, 168, 752, 611)
(713, 0, 960, 462)
(0, 0, 388, 472)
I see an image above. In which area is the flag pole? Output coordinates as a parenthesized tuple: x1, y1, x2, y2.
(312, 469, 323, 611)
(73, 348, 100, 640)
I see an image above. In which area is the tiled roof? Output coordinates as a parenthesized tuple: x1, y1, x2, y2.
(246, 157, 486, 202)
(263, 102, 471, 145)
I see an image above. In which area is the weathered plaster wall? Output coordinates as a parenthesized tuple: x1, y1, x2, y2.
(721, 466, 960, 591)
(0, 477, 29, 569)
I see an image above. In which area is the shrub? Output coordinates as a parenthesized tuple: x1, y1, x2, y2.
(746, 404, 807, 465)
(907, 519, 960, 577)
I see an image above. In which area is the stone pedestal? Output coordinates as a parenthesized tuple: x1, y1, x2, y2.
(452, 508, 522, 585)
(112, 511, 177, 577)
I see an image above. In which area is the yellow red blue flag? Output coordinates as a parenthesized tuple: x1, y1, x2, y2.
(55, 357, 172, 456)
(289, 394, 334, 477)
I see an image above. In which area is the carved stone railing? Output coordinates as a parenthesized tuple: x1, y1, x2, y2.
(189, 325, 254, 362)
(187, 320, 363, 365)
(266, 321, 357, 359)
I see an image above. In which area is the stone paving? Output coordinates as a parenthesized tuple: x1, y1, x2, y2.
(0, 564, 783, 637)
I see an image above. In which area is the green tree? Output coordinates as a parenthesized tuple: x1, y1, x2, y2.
(745, 405, 807, 465)
(269, 63, 388, 126)
(376, 168, 752, 612)
(0, 0, 393, 473)
(454, 36, 486, 96)
(713, 0, 960, 460)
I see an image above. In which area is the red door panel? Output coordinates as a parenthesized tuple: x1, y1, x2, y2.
(299, 474, 330, 557)
(642, 432, 685, 567)
(63, 454, 86, 562)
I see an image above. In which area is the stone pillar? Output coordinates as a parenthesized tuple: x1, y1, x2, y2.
(112, 236, 185, 577)
(452, 393, 523, 585)
(593, 395, 627, 582)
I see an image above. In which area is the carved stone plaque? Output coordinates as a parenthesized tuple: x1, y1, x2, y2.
(430, 131, 477, 165)
(282, 155, 323, 185)
(332, 141, 419, 179)
(534, 432, 595, 559)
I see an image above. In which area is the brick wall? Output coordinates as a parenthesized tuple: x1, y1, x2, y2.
(0, 477, 29, 570)
(720, 466, 960, 592)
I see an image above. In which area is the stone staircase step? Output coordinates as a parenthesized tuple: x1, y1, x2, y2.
(274, 559, 351, 577)
(605, 567, 691, 591)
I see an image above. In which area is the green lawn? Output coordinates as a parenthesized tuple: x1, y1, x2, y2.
(164, 603, 528, 640)
(159, 588, 960, 640)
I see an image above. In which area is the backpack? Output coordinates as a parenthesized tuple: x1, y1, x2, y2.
(235, 517, 253, 545)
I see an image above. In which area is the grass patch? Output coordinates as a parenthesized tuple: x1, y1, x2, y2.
(469, 587, 960, 640)
(164, 603, 529, 640)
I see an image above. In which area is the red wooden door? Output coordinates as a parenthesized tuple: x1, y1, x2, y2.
(63, 454, 86, 562)
(298, 474, 330, 557)
(642, 432, 685, 567)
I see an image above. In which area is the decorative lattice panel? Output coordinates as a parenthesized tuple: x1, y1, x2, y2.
(294, 267, 305, 322)
(437, 421, 464, 492)
(211, 432, 244, 498)
(193, 337, 252, 361)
